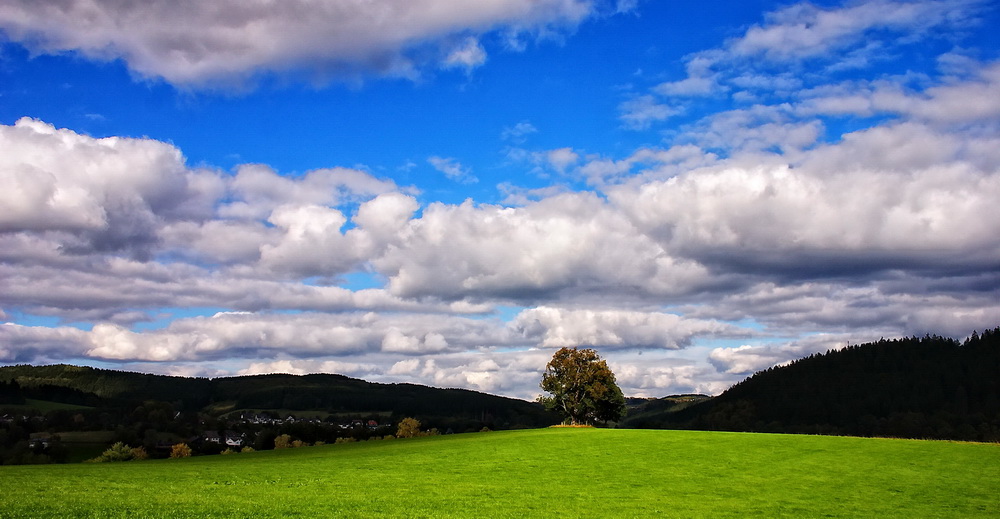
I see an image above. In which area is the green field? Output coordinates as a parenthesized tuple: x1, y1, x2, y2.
(1, 428, 997, 518)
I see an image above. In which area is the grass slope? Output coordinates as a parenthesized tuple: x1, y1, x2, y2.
(1, 428, 997, 518)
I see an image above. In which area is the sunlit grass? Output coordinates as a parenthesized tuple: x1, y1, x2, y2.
(1, 428, 997, 518)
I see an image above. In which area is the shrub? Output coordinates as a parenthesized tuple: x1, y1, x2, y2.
(274, 434, 292, 449)
(170, 443, 192, 459)
(396, 417, 421, 438)
(130, 446, 149, 460)
(240, 446, 255, 453)
(221, 448, 236, 455)
(88, 442, 137, 463)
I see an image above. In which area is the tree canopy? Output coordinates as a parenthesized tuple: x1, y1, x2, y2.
(539, 347, 626, 426)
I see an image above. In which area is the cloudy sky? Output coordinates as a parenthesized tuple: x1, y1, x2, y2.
(1, 0, 999, 400)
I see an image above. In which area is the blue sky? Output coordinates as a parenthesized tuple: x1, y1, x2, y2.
(1, 0, 999, 399)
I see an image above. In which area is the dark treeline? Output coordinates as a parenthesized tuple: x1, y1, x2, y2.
(0, 365, 557, 464)
(624, 328, 1000, 441)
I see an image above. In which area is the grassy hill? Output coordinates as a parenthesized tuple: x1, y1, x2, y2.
(0, 428, 996, 518)
(0, 364, 555, 430)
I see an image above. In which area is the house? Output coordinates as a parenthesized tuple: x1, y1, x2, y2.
(203, 431, 222, 444)
(28, 432, 52, 449)
(224, 431, 244, 447)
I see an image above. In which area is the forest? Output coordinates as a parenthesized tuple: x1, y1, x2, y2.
(623, 328, 1000, 442)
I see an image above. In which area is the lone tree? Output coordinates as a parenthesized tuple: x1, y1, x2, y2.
(539, 347, 626, 426)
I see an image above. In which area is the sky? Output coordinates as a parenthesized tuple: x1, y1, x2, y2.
(1, 0, 999, 401)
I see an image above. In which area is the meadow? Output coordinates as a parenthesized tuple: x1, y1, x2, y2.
(1, 428, 997, 518)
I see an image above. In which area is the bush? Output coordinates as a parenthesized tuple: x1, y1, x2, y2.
(170, 443, 192, 459)
(89, 442, 139, 463)
(240, 446, 255, 453)
(396, 417, 421, 438)
(274, 434, 292, 449)
(130, 446, 149, 460)
(221, 448, 236, 455)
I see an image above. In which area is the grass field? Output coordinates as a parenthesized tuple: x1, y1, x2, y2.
(1, 428, 997, 518)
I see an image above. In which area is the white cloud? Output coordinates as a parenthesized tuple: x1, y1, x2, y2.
(612, 122, 1000, 272)
(730, 0, 978, 62)
(0, 0, 608, 87)
(618, 95, 680, 130)
(799, 61, 1000, 124)
(73, 311, 522, 362)
(443, 37, 487, 71)
(501, 121, 538, 143)
(428, 156, 478, 183)
(513, 307, 748, 350)
(370, 193, 713, 301)
(0, 117, 220, 257)
(708, 334, 856, 375)
(653, 56, 719, 97)
(546, 147, 580, 172)
(219, 164, 399, 220)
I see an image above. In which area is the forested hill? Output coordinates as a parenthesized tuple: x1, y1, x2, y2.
(0, 364, 554, 430)
(623, 328, 1000, 442)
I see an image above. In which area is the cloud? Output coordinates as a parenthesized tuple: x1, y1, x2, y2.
(219, 164, 399, 220)
(0, 0, 611, 88)
(0, 117, 221, 259)
(546, 147, 580, 172)
(74, 311, 521, 362)
(442, 37, 487, 71)
(707, 333, 872, 375)
(798, 61, 1000, 124)
(611, 122, 1000, 278)
(370, 192, 712, 301)
(501, 121, 539, 143)
(628, 0, 985, 132)
(730, 0, 979, 62)
(428, 156, 478, 184)
(653, 56, 720, 97)
(513, 307, 749, 350)
(618, 95, 680, 130)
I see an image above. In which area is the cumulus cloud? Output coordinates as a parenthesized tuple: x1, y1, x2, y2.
(798, 61, 1000, 124)
(513, 307, 748, 350)
(611, 122, 1000, 278)
(219, 164, 399, 220)
(76, 311, 521, 362)
(371, 192, 712, 301)
(0, 0, 611, 87)
(3, 1, 999, 401)
(0, 117, 220, 258)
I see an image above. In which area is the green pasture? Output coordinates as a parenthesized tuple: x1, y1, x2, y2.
(1, 428, 997, 518)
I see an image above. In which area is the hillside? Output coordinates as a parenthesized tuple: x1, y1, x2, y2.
(0, 364, 556, 463)
(623, 328, 1000, 441)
